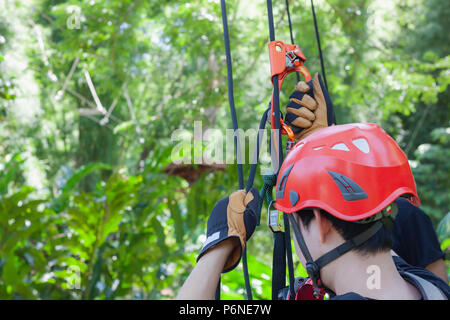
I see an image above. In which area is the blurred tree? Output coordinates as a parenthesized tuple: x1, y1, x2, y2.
(412, 128, 450, 224)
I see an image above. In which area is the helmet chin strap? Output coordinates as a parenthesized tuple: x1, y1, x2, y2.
(287, 214, 384, 296)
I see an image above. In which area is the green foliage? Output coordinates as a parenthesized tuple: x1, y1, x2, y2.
(0, 153, 52, 299)
(412, 128, 450, 224)
(0, 55, 15, 119)
(437, 213, 450, 246)
(52, 162, 112, 213)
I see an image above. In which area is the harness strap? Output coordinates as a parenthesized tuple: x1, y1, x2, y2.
(288, 213, 385, 290)
(272, 232, 287, 299)
(314, 222, 383, 269)
(288, 214, 314, 261)
(403, 272, 447, 300)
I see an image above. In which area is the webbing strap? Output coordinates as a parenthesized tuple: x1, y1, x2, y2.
(272, 232, 286, 299)
(288, 214, 314, 262)
(314, 221, 383, 269)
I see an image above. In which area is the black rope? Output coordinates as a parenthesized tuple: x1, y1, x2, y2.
(242, 247, 251, 298)
(267, 0, 276, 42)
(267, 0, 284, 175)
(214, 278, 221, 300)
(285, 0, 300, 83)
(220, 0, 244, 190)
(311, 0, 328, 90)
(220, 0, 252, 301)
(246, 107, 269, 192)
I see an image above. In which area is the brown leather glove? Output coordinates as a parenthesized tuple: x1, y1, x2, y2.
(284, 73, 336, 141)
(197, 189, 259, 272)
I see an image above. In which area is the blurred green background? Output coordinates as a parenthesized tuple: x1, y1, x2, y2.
(0, 0, 448, 299)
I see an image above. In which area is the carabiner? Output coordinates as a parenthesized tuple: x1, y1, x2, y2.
(268, 40, 311, 148)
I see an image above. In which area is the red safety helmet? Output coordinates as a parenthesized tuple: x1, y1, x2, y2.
(274, 123, 420, 221)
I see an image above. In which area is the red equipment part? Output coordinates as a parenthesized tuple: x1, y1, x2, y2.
(268, 40, 311, 142)
(286, 278, 325, 300)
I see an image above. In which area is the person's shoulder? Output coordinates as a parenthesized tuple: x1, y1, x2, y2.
(393, 197, 434, 231)
(395, 198, 426, 218)
(392, 198, 444, 267)
(394, 255, 450, 298)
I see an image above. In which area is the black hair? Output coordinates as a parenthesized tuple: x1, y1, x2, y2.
(296, 209, 392, 256)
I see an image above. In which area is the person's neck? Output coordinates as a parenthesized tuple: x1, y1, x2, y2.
(320, 249, 421, 300)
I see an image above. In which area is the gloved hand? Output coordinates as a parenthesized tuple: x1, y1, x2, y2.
(197, 188, 259, 272)
(284, 73, 336, 141)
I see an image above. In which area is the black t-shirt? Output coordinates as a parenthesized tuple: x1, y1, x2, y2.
(392, 198, 445, 268)
(331, 256, 450, 300)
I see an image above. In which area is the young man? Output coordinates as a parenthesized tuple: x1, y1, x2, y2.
(284, 73, 447, 283)
(177, 74, 449, 300)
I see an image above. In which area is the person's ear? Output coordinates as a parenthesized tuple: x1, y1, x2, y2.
(313, 208, 332, 243)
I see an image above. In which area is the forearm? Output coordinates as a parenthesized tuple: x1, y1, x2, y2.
(176, 239, 236, 300)
(426, 259, 448, 283)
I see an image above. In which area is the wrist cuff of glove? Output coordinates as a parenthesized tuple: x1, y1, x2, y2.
(197, 233, 242, 273)
(197, 188, 259, 273)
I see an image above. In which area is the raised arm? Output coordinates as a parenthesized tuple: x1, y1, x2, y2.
(176, 189, 259, 300)
(176, 238, 238, 300)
